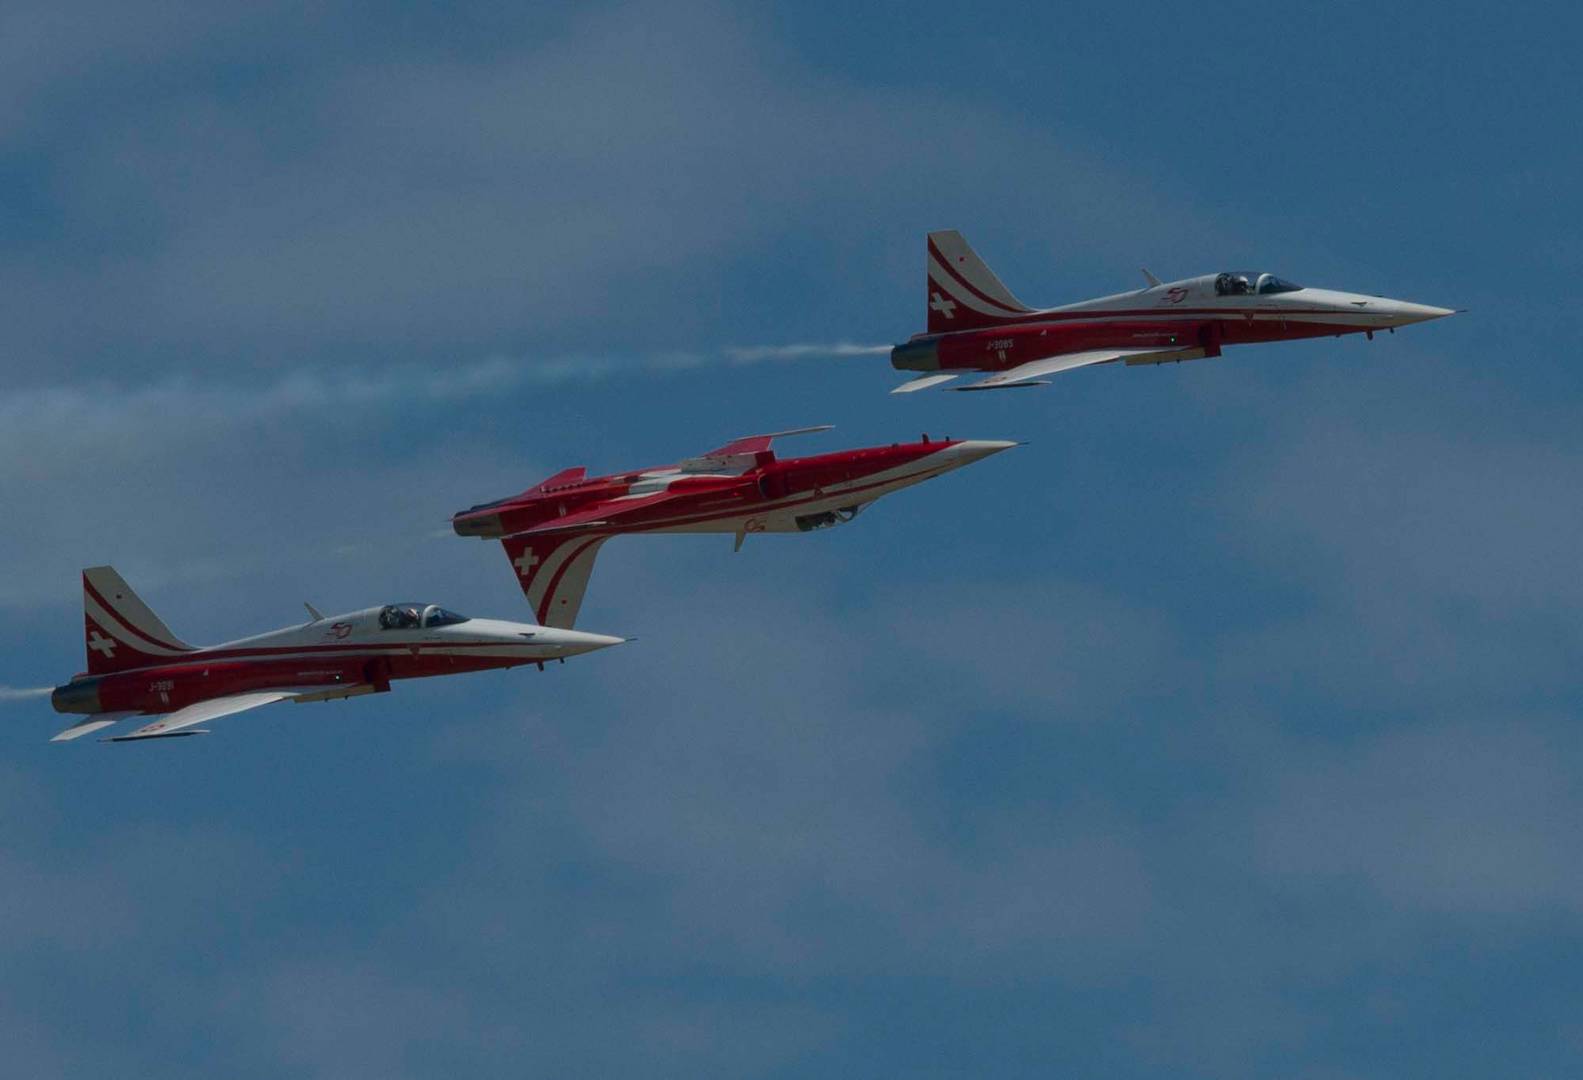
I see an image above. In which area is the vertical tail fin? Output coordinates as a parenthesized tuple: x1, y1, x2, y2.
(81, 567, 194, 675)
(500, 534, 610, 629)
(926, 229, 1032, 333)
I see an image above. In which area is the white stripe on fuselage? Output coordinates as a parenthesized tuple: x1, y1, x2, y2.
(1002, 308, 1400, 328)
(90, 641, 556, 675)
(639, 450, 961, 535)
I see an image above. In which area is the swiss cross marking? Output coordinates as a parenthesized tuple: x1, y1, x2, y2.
(87, 630, 117, 658)
(929, 292, 957, 319)
(513, 550, 541, 577)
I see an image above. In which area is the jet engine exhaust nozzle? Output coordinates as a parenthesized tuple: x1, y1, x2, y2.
(891, 338, 941, 372)
(51, 677, 102, 715)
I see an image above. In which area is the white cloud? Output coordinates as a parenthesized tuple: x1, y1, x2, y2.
(0, 4, 1576, 1077)
(0, 1, 1220, 381)
(422, 574, 1167, 983)
(0, 344, 882, 615)
(1255, 719, 1583, 915)
(1209, 363, 1583, 711)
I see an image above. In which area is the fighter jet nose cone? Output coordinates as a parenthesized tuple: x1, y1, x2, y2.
(949, 439, 1021, 463)
(561, 630, 628, 654)
(1381, 300, 1458, 327)
(1404, 302, 1456, 322)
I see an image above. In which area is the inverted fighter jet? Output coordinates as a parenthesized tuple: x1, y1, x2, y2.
(453, 428, 1015, 627)
(49, 566, 624, 742)
(891, 230, 1456, 391)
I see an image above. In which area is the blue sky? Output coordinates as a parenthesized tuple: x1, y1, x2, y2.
(2, 2, 1580, 1076)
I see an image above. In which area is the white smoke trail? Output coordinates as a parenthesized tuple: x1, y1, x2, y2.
(0, 342, 889, 437)
(0, 342, 892, 455)
(0, 686, 51, 702)
(724, 342, 890, 364)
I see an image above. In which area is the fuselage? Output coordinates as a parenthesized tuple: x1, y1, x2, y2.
(453, 437, 1015, 540)
(894, 271, 1455, 374)
(52, 603, 622, 717)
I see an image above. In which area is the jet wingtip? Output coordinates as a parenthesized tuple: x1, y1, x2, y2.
(950, 380, 1051, 392)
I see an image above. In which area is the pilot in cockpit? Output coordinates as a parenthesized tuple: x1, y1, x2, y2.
(378, 604, 423, 630)
(1217, 271, 1302, 297)
(1215, 272, 1254, 296)
(379, 603, 469, 630)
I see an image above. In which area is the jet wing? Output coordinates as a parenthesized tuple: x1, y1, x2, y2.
(107, 690, 309, 742)
(699, 425, 832, 458)
(680, 426, 834, 472)
(951, 346, 1207, 391)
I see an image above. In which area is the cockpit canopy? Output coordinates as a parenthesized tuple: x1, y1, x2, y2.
(1214, 271, 1302, 296)
(378, 603, 470, 630)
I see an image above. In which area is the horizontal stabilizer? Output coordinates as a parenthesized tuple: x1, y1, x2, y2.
(530, 466, 587, 492)
(456, 468, 590, 526)
(51, 714, 134, 742)
(891, 373, 960, 394)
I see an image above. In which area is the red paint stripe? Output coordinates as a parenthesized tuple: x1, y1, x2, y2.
(98, 640, 550, 676)
(927, 238, 1025, 315)
(536, 536, 604, 623)
(937, 306, 1350, 329)
(578, 459, 954, 535)
(83, 578, 189, 654)
(503, 533, 584, 596)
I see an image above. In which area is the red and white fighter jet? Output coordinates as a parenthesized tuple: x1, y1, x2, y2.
(891, 230, 1456, 391)
(49, 567, 624, 742)
(453, 428, 1015, 628)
